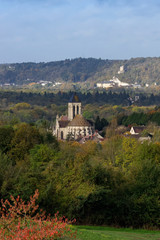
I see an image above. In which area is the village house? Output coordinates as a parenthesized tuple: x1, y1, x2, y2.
(130, 126, 146, 135)
(129, 126, 152, 142)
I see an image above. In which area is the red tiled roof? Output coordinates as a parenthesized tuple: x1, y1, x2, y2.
(58, 120, 70, 128)
(60, 115, 68, 121)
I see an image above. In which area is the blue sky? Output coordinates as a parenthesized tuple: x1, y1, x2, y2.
(0, 0, 160, 63)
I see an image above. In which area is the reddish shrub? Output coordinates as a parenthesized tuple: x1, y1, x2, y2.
(0, 190, 76, 239)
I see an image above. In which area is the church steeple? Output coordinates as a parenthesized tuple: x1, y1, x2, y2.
(68, 93, 82, 120)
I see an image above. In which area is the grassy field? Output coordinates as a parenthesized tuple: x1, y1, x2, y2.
(74, 226, 160, 240)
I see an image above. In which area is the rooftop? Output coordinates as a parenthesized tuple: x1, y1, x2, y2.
(58, 120, 70, 128)
(68, 115, 91, 127)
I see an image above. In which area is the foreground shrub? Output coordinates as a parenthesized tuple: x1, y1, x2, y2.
(0, 190, 76, 239)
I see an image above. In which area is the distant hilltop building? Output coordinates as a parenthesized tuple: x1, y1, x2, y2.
(54, 93, 94, 140)
(97, 81, 113, 89)
(118, 65, 124, 74)
(96, 76, 129, 89)
(111, 76, 129, 87)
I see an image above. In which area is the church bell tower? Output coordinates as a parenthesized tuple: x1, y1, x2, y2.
(68, 93, 81, 121)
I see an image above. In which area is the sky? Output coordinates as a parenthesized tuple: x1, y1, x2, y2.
(0, 0, 160, 63)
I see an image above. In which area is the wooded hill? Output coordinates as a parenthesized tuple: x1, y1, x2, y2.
(1, 57, 160, 86)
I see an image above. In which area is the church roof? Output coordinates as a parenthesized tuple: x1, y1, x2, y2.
(60, 115, 68, 121)
(68, 115, 91, 127)
(69, 92, 81, 103)
(58, 120, 70, 128)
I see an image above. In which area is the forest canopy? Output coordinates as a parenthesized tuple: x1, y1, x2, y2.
(0, 90, 160, 229)
(0, 124, 160, 228)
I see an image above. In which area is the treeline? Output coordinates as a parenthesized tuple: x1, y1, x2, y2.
(2, 57, 160, 86)
(1, 91, 160, 130)
(1, 90, 160, 107)
(0, 58, 119, 85)
(118, 108, 160, 126)
(0, 122, 160, 228)
(0, 90, 130, 106)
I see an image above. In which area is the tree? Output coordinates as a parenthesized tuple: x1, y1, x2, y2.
(126, 156, 160, 227)
(0, 126, 14, 153)
(29, 144, 56, 171)
(9, 123, 41, 162)
(95, 116, 108, 131)
(12, 102, 31, 111)
(115, 137, 138, 170)
(105, 118, 118, 138)
(95, 116, 101, 130)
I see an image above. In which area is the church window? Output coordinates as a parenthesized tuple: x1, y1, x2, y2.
(77, 105, 79, 115)
(61, 131, 64, 140)
(73, 106, 75, 118)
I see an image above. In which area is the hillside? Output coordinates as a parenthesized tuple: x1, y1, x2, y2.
(0, 57, 160, 86)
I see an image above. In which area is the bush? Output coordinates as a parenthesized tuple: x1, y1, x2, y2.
(0, 190, 76, 239)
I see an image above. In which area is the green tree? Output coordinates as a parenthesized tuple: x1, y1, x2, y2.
(9, 123, 41, 162)
(115, 137, 138, 170)
(29, 144, 56, 171)
(95, 116, 108, 131)
(0, 126, 14, 153)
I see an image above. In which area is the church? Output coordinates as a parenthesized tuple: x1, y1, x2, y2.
(54, 93, 94, 140)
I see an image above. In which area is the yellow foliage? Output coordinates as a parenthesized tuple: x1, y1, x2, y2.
(12, 102, 31, 111)
(115, 137, 138, 170)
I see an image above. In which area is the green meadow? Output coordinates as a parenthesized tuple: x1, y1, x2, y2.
(75, 226, 160, 240)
